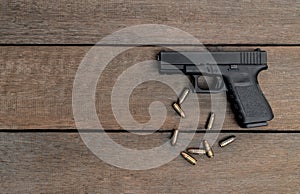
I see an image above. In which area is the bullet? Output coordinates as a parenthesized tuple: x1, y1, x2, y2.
(172, 102, 185, 118)
(206, 112, 215, 130)
(187, 148, 206, 155)
(180, 151, 197, 165)
(203, 140, 214, 158)
(219, 135, 236, 147)
(178, 88, 190, 105)
(171, 129, 179, 146)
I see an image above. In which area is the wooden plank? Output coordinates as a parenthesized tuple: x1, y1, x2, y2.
(0, 0, 299, 44)
(0, 46, 299, 130)
(1, 132, 299, 193)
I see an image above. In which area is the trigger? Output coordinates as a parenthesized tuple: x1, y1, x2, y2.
(192, 75, 202, 93)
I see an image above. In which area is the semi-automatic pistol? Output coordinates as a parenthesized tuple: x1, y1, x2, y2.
(158, 49, 274, 128)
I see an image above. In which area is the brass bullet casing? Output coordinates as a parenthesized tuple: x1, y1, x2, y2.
(187, 148, 206, 155)
(206, 112, 215, 130)
(171, 129, 179, 146)
(203, 140, 214, 158)
(180, 151, 197, 165)
(178, 88, 190, 105)
(219, 135, 236, 147)
(172, 102, 186, 118)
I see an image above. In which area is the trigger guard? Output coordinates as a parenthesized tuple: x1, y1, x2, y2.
(192, 75, 226, 93)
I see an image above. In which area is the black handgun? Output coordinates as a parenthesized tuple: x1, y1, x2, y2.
(158, 49, 274, 128)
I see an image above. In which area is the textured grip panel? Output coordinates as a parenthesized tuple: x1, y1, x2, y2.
(228, 84, 274, 128)
(236, 85, 269, 118)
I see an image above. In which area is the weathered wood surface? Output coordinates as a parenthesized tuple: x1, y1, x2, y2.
(1, 132, 299, 193)
(1, 1, 299, 193)
(0, 46, 299, 130)
(0, 0, 299, 44)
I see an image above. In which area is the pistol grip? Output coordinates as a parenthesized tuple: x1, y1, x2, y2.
(226, 80, 274, 128)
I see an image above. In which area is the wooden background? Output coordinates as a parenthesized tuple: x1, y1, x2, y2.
(1, 0, 299, 193)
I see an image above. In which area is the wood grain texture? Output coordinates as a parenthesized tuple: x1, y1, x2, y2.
(1, 132, 299, 193)
(0, 0, 299, 44)
(0, 46, 299, 130)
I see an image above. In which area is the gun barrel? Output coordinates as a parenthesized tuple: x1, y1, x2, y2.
(158, 50, 267, 74)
